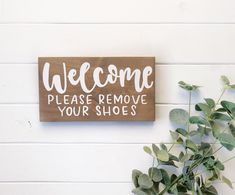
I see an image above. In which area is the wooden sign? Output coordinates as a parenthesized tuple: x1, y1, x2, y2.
(38, 57, 155, 121)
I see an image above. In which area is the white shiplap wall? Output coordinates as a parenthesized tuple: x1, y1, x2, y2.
(0, 0, 235, 194)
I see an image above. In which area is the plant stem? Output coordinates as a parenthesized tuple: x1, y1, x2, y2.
(223, 156, 235, 164)
(187, 91, 192, 133)
(150, 157, 155, 178)
(168, 143, 175, 152)
(158, 174, 183, 195)
(212, 145, 223, 155)
(184, 91, 192, 169)
(216, 88, 226, 105)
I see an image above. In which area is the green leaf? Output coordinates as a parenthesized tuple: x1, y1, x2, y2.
(148, 167, 162, 182)
(215, 160, 224, 171)
(232, 108, 235, 117)
(132, 169, 142, 187)
(205, 98, 216, 109)
(221, 75, 230, 85)
(222, 175, 233, 189)
(169, 109, 189, 126)
(195, 103, 211, 116)
(160, 169, 171, 186)
(132, 188, 148, 195)
(160, 160, 178, 168)
(178, 81, 200, 91)
(160, 143, 168, 151)
(229, 121, 235, 137)
(216, 108, 227, 112)
(186, 139, 198, 152)
(221, 101, 235, 114)
(138, 174, 153, 189)
(199, 142, 211, 151)
(218, 133, 235, 151)
(179, 153, 191, 163)
(211, 113, 231, 121)
(143, 146, 152, 155)
(230, 84, 235, 89)
(170, 131, 179, 140)
(179, 152, 184, 161)
(156, 149, 169, 162)
(152, 144, 159, 156)
(176, 128, 188, 137)
(201, 185, 218, 195)
(176, 137, 184, 144)
(169, 153, 179, 162)
(189, 116, 210, 126)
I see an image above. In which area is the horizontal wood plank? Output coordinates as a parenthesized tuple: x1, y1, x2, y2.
(0, 104, 174, 143)
(1, 0, 235, 23)
(0, 144, 234, 182)
(0, 104, 235, 144)
(0, 64, 235, 104)
(1, 25, 235, 63)
(0, 182, 234, 195)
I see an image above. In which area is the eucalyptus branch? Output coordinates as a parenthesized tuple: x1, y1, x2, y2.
(216, 88, 226, 105)
(131, 76, 235, 195)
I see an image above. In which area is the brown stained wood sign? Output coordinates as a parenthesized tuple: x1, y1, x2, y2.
(38, 57, 155, 121)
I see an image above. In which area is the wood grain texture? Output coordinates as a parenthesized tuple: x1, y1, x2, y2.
(1, 0, 235, 23)
(1, 25, 235, 63)
(38, 57, 155, 121)
(0, 64, 234, 104)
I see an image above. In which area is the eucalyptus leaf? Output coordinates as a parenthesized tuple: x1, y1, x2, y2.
(204, 98, 216, 109)
(170, 131, 179, 140)
(229, 121, 235, 137)
(152, 144, 160, 157)
(177, 137, 184, 144)
(216, 108, 227, 112)
(221, 101, 235, 114)
(143, 146, 152, 155)
(160, 169, 171, 186)
(178, 81, 200, 91)
(160, 143, 168, 151)
(201, 185, 218, 195)
(169, 109, 189, 126)
(221, 75, 230, 85)
(156, 149, 169, 162)
(186, 139, 198, 152)
(180, 153, 191, 162)
(176, 128, 188, 137)
(218, 133, 235, 151)
(159, 160, 178, 168)
(222, 175, 233, 189)
(169, 153, 179, 162)
(232, 108, 235, 118)
(138, 174, 153, 189)
(195, 103, 211, 116)
(179, 152, 184, 161)
(215, 160, 224, 171)
(132, 188, 148, 195)
(148, 167, 162, 182)
(211, 113, 231, 121)
(132, 169, 142, 187)
(189, 116, 209, 126)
